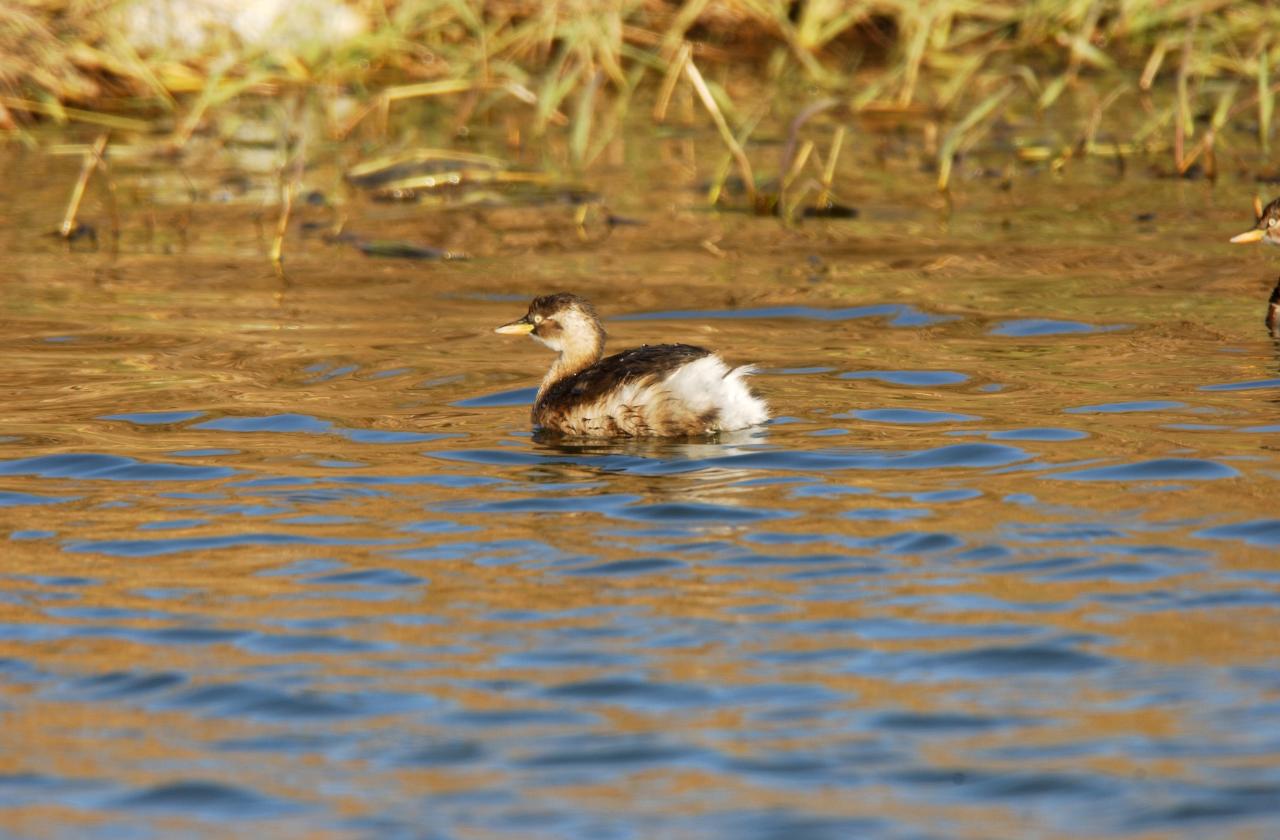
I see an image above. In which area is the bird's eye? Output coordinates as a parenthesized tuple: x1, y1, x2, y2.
(1270, 218, 1278, 228)
(533, 314, 544, 323)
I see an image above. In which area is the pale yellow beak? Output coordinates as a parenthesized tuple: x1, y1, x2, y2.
(1230, 228, 1267, 244)
(495, 318, 534, 335)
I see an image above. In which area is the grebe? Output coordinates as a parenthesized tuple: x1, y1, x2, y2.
(1230, 196, 1280, 335)
(494, 293, 769, 437)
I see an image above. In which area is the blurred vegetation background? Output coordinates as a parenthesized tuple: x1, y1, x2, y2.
(3, 0, 1279, 192)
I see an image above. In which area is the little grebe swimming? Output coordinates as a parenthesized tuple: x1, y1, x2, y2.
(495, 293, 769, 437)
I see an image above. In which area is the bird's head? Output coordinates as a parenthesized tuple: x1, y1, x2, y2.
(495, 293, 606, 358)
(1231, 196, 1280, 246)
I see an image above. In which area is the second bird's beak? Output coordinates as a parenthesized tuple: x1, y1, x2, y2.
(495, 315, 535, 335)
(1230, 228, 1267, 244)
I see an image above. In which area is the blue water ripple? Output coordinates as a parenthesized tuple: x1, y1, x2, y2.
(561, 557, 687, 576)
(843, 507, 930, 522)
(617, 502, 788, 523)
(617, 304, 950, 327)
(544, 676, 713, 708)
(991, 319, 1128, 337)
(0, 454, 234, 482)
(912, 643, 1108, 677)
(517, 733, 704, 773)
(605, 443, 1032, 475)
(64, 533, 402, 557)
(1195, 519, 1280, 548)
(110, 780, 304, 818)
(10, 530, 57, 540)
(453, 387, 538, 408)
(194, 414, 333, 434)
(99, 411, 205, 425)
(846, 408, 981, 424)
(840, 370, 969, 386)
(985, 428, 1087, 442)
(1200, 377, 1280, 392)
(1046, 459, 1239, 482)
(0, 491, 76, 507)
(340, 429, 453, 444)
(1065, 400, 1187, 414)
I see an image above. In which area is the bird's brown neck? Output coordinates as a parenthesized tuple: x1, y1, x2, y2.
(535, 343, 603, 407)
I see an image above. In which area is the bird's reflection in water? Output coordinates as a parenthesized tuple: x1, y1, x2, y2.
(531, 428, 766, 460)
(527, 429, 772, 499)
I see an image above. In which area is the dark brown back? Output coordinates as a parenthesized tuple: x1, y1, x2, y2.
(535, 343, 711, 414)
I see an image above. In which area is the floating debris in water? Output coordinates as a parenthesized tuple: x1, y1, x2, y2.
(327, 232, 463, 261)
(346, 149, 505, 189)
(58, 223, 98, 248)
(355, 240, 454, 260)
(801, 202, 859, 220)
(348, 148, 597, 209)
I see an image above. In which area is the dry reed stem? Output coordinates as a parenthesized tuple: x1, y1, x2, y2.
(1260, 37, 1272, 153)
(1174, 15, 1200, 173)
(779, 98, 839, 183)
(10, 0, 1280, 212)
(653, 41, 691, 122)
(60, 131, 108, 238)
(683, 57, 754, 202)
(1081, 84, 1127, 153)
(937, 82, 1014, 191)
(658, 0, 712, 60)
(782, 139, 813, 192)
(90, 136, 121, 249)
(0, 96, 146, 131)
(898, 4, 935, 107)
(270, 181, 292, 266)
(271, 124, 305, 266)
(778, 137, 814, 223)
(817, 125, 845, 207)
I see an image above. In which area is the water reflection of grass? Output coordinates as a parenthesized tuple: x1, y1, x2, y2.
(5, 2, 1280, 185)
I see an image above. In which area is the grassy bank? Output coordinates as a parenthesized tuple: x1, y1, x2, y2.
(4, 1, 1280, 193)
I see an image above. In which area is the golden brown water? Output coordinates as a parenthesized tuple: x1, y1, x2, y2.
(2, 127, 1280, 838)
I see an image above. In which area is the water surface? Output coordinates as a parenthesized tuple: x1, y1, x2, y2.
(2, 133, 1280, 839)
